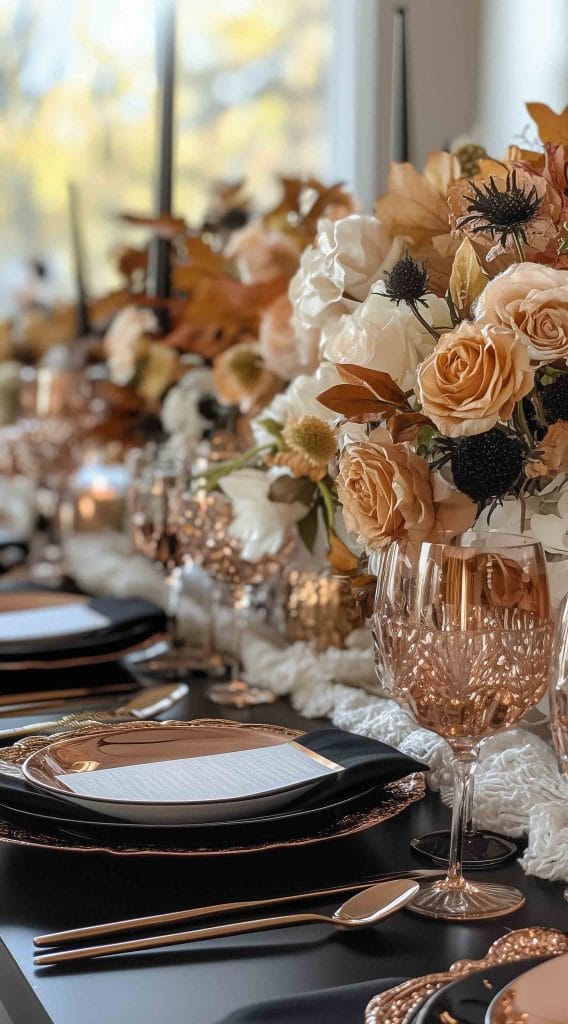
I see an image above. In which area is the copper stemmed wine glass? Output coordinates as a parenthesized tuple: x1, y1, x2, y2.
(548, 592, 568, 902)
(373, 534, 552, 920)
(129, 452, 196, 678)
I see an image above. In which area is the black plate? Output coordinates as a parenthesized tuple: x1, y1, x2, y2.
(0, 778, 381, 846)
(412, 958, 553, 1024)
(0, 591, 166, 662)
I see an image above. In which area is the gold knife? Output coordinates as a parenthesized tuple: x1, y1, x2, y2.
(0, 682, 188, 741)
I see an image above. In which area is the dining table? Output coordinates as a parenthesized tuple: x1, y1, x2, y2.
(0, 666, 565, 1024)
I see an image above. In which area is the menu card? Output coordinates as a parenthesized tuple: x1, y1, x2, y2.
(0, 603, 109, 643)
(56, 742, 343, 803)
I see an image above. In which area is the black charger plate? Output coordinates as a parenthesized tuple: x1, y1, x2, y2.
(0, 778, 380, 846)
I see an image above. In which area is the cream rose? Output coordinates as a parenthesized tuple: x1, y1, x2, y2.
(475, 263, 568, 365)
(322, 291, 450, 389)
(103, 306, 157, 386)
(337, 438, 435, 550)
(289, 215, 403, 347)
(417, 321, 533, 437)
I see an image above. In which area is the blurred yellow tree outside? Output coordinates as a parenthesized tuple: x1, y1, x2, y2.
(0, 0, 331, 314)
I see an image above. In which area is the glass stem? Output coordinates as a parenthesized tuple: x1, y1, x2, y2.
(447, 748, 478, 888)
(464, 770, 475, 835)
(165, 564, 184, 649)
(230, 584, 252, 682)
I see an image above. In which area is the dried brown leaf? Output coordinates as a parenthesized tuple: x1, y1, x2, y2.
(335, 364, 407, 406)
(526, 102, 568, 146)
(448, 238, 488, 318)
(317, 384, 395, 422)
(119, 212, 188, 238)
(387, 411, 434, 443)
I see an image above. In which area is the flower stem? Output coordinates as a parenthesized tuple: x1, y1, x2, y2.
(513, 232, 525, 263)
(201, 444, 274, 491)
(407, 301, 440, 342)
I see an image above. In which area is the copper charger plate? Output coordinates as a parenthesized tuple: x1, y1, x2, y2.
(365, 927, 568, 1024)
(0, 720, 425, 857)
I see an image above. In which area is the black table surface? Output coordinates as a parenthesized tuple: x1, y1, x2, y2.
(0, 673, 566, 1024)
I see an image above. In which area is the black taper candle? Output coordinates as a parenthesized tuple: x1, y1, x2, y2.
(390, 8, 409, 163)
(67, 181, 90, 338)
(147, 0, 176, 321)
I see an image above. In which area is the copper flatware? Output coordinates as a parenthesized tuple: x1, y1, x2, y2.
(0, 681, 140, 716)
(34, 869, 443, 949)
(34, 879, 419, 966)
(0, 683, 188, 742)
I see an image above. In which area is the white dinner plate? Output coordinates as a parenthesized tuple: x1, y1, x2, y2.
(22, 721, 342, 825)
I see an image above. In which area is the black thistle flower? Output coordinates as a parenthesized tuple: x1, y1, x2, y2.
(383, 255, 429, 306)
(450, 429, 525, 505)
(539, 374, 568, 425)
(456, 169, 542, 248)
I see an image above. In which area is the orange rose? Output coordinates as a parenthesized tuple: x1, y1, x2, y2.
(417, 322, 533, 437)
(475, 263, 568, 365)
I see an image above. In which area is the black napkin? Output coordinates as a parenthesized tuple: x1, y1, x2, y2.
(0, 594, 166, 659)
(299, 728, 427, 797)
(0, 727, 427, 826)
(0, 531, 28, 576)
(217, 976, 406, 1024)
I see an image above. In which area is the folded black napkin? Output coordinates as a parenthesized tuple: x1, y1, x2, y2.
(299, 728, 427, 797)
(0, 532, 28, 576)
(217, 976, 406, 1024)
(0, 727, 427, 827)
(0, 593, 166, 659)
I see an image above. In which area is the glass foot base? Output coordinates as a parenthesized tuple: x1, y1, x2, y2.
(132, 646, 223, 681)
(408, 879, 525, 920)
(411, 829, 517, 869)
(207, 679, 277, 708)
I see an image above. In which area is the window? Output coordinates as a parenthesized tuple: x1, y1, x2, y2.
(0, 0, 332, 315)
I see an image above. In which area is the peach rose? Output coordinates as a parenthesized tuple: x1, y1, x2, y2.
(475, 263, 568, 365)
(417, 322, 533, 437)
(337, 437, 436, 550)
(225, 223, 299, 284)
(258, 294, 317, 381)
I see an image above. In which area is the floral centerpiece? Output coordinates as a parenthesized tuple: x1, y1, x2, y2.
(209, 103, 568, 609)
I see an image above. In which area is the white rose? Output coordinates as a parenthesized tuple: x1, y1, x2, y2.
(219, 468, 306, 561)
(161, 368, 215, 439)
(322, 292, 450, 390)
(252, 363, 341, 446)
(103, 306, 157, 386)
(289, 215, 401, 347)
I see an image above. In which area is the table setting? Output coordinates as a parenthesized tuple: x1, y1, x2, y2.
(1, 8, 568, 1016)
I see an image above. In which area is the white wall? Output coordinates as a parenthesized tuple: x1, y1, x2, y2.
(478, 0, 568, 156)
(330, 0, 568, 208)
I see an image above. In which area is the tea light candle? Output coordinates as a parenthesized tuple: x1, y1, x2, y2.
(65, 465, 129, 534)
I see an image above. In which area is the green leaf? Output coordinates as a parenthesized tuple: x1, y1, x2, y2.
(297, 504, 319, 553)
(257, 417, 284, 439)
(316, 479, 335, 537)
(268, 475, 315, 505)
